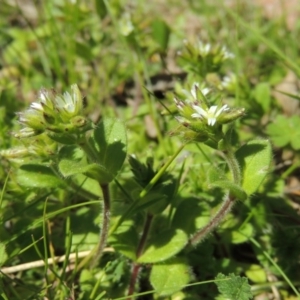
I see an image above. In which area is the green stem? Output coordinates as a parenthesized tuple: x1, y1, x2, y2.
(127, 213, 154, 298)
(91, 183, 111, 267)
(189, 142, 241, 246)
(222, 143, 241, 185)
(78, 136, 99, 162)
(189, 194, 235, 246)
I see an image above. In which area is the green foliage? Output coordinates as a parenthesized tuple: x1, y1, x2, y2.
(0, 243, 8, 267)
(215, 273, 253, 300)
(138, 229, 188, 263)
(1, 0, 299, 299)
(266, 115, 300, 150)
(16, 164, 66, 188)
(150, 257, 190, 296)
(151, 18, 170, 53)
(236, 139, 272, 196)
(253, 82, 271, 113)
(88, 118, 127, 183)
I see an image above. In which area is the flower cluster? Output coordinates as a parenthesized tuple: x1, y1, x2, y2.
(15, 85, 93, 143)
(1, 134, 58, 160)
(173, 83, 245, 143)
(197, 41, 234, 61)
(178, 39, 235, 75)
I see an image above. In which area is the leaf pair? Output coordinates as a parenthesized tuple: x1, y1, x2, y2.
(59, 118, 127, 184)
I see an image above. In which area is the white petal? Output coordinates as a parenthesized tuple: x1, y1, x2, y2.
(204, 43, 211, 53)
(208, 117, 216, 126)
(216, 104, 229, 117)
(192, 105, 207, 117)
(201, 88, 210, 96)
(207, 105, 218, 115)
(30, 102, 43, 111)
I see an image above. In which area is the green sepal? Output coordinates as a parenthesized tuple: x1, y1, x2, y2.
(236, 139, 272, 196)
(48, 132, 79, 145)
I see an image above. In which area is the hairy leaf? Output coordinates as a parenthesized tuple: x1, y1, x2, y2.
(137, 229, 188, 263)
(150, 257, 190, 296)
(215, 273, 253, 300)
(89, 118, 127, 184)
(17, 164, 65, 188)
(236, 139, 272, 196)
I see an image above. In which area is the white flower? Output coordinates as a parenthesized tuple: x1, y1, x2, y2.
(221, 73, 237, 89)
(119, 13, 134, 36)
(191, 104, 229, 126)
(54, 84, 83, 119)
(198, 41, 211, 56)
(221, 46, 234, 60)
(30, 102, 43, 111)
(182, 83, 210, 102)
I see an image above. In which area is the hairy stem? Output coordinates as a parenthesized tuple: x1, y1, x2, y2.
(189, 144, 241, 246)
(189, 194, 235, 246)
(222, 144, 241, 185)
(91, 183, 111, 267)
(127, 213, 154, 298)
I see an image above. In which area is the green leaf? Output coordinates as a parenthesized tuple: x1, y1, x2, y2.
(89, 118, 127, 183)
(245, 264, 267, 283)
(137, 229, 188, 263)
(58, 146, 87, 177)
(82, 163, 113, 183)
(207, 166, 226, 183)
(150, 257, 190, 296)
(231, 223, 254, 244)
(254, 82, 271, 112)
(108, 220, 138, 261)
(94, 0, 107, 20)
(172, 198, 210, 234)
(16, 164, 65, 188)
(58, 146, 114, 182)
(266, 115, 300, 150)
(215, 273, 253, 300)
(236, 139, 272, 196)
(210, 180, 247, 201)
(0, 243, 8, 267)
(151, 18, 170, 52)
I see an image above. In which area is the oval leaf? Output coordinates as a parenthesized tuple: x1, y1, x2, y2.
(89, 118, 127, 183)
(211, 180, 247, 201)
(58, 146, 87, 177)
(108, 220, 139, 261)
(150, 257, 190, 296)
(17, 164, 65, 188)
(0, 243, 8, 267)
(137, 228, 188, 263)
(236, 139, 272, 196)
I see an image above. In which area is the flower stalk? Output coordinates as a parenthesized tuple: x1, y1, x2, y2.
(173, 82, 245, 247)
(189, 143, 241, 246)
